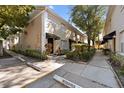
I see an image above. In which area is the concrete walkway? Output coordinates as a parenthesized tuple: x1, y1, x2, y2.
(26, 50, 120, 88)
(81, 50, 120, 88)
(0, 51, 65, 88)
(0, 50, 120, 88)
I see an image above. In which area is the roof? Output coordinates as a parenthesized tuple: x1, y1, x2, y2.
(29, 6, 84, 36)
(45, 7, 84, 36)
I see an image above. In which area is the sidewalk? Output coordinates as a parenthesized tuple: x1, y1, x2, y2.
(26, 50, 120, 88)
(0, 50, 120, 88)
(0, 51, 65, 88)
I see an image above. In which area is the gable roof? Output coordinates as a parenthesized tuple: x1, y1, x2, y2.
(29, 6, 85, 36)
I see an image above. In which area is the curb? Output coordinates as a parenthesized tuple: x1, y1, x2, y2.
(22, 64, 65, 88)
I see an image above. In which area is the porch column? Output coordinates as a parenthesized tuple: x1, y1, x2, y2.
(41, 11, 48, 52)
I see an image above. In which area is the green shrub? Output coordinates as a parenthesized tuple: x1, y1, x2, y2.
(41, 52, 48, 60)
(66, 48, 96, 62)
(66, 51, 75, 59)
(66, 51, 80, 60)
(72, 44, 87, 52)
(11, 48, 47, 60)
(61, 49, 70, 55)
(80, 50, 94, 61)
(118, 67, 124, 75)
(110, 53, 124, 67)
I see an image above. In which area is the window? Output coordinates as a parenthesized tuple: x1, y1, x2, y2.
(121, 43, 124, 53)
(120, 31, 124, 53)
(47, 18, 60, 31)
(61, 40, 68, 49)
(77, 35, 80, 39)
(61, 24, 66, 32)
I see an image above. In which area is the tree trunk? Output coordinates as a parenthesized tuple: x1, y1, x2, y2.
(98, 35, 100, 49)
(87, 34, 91, 51)
(87, 29, 91, 51)
(92, 39, 95, 48)
(0, 40, 3, 56)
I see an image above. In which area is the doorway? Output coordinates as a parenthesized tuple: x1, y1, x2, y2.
(48, 38, 54, 53)
(69, 39, 72, 50)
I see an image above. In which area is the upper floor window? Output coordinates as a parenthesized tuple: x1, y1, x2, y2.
(77, 35, 80, 39)
(48, 19, 56, 26)
(61, 23, 66, 32)
(72, 32, 75, 37)
(47, 18, 60, 30)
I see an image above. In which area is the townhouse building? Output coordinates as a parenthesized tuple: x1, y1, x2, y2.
(18, 6, 85, 54)
(102, 5, 124, 55)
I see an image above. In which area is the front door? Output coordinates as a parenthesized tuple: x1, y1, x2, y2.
(69, 39, 72, 50)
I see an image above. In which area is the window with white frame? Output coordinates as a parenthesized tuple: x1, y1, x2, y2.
(61, 23, 66, 32)
(47, 18, 60, 30)
(61, 40, 68, 50)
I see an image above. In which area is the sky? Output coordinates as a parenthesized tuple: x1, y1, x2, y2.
(48, 5, 72, 21)
(47, 5, 108, 39)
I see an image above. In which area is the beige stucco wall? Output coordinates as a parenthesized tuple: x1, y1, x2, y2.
(46, 12, 84, 53)
(47, 12, 70, 52)
(19, 13, 42, 51)
(104, 5, 124, 53)
(19, 7, 85, 53)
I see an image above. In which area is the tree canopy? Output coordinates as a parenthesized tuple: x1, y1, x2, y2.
(70, 5, 106, 50)
(0, 5, 35, 39)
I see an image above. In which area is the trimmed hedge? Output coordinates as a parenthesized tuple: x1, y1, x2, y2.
(109, 52, 124, 75)
(12, 48, 47, 60)
(109, 53, 124, 67)
(61, 49, 70, 55)
(66, 47, 96, 62)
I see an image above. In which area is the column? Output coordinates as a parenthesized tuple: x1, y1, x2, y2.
(41, 11, 48, 52)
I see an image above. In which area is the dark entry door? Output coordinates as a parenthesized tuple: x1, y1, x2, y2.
(48, 38, 53, 53)
(69, 39, 72, 50)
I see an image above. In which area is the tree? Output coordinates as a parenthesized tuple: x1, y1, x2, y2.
(91, 20, 104, 47)
(70, 5, 105, 50)
(0, 5, 35, 56)
(90, 6, 105, 47)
